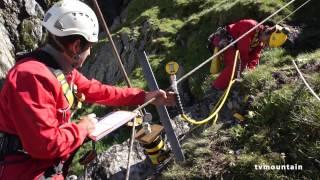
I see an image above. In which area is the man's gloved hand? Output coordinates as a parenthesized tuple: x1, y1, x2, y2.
(145, 90, 176, 106)
(77, 113, 97, 135)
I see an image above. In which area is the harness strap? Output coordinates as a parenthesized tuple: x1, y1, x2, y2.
(50, 68, 85, 117)
(52, 69, 75, 107)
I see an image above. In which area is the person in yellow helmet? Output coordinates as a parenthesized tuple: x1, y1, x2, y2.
(208, 19, 290, 90)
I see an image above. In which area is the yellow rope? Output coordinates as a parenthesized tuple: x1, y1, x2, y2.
(180, 50, 240, 125)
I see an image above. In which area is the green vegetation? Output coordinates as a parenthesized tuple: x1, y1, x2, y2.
(163, 49, 320, 179)
(73, 0, 319, 178)
(121, 0, 292, 95)
(227, 50, 320, 179)
(115, 0, 319, 179)
(18, 19, 39, 51)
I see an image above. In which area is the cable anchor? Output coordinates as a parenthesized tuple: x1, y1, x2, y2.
(165, 61, 185, 115)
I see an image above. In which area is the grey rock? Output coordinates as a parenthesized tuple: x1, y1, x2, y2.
(86, 140, 154, 180)
(0, 21, 15, 83)
(0, 0, 45, 89)
(171, 116, 190, 136)
(110, 16, 121, 31)
(24, 0, 44, 17)
(19, 18, 44, 51)
(81, 32, 139, 84)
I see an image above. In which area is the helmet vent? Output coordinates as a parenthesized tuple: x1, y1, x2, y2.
(54, 21, 63, 30)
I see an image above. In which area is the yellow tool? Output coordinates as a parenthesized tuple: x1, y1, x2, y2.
(165, 61, 179, 75)
(210, 47, 222, 74)
(135, 124, 169, 165)
(233, 112, 245, 121)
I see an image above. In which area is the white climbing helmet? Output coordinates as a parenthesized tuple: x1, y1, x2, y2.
(42, 0, 99, 43)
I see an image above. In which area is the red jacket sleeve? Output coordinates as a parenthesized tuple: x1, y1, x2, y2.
(72, 70, 146, 106)
(7, 70, 87, 159)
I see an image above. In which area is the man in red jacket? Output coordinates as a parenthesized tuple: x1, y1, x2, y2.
(0, 1, 175, 179)
(209, 19, 289, 90)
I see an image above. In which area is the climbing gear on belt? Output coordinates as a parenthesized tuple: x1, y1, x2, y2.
(42, 161, 64, 178)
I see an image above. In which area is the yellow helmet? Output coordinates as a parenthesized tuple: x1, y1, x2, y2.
(268, 25, 288, 48)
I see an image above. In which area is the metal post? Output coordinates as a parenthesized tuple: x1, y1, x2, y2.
(137, 51, 185, 162)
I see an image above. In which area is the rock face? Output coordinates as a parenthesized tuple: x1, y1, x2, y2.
(0, 0, 45, 89)
(0, 19, 15, 87)
(81, 31, 141, 84)
(97, 0, 129, 27)
(87, 141, 153, 180)
(81, 20, 149, 84)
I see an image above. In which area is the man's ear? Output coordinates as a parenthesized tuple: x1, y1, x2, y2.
(70, 39, 82, 55)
